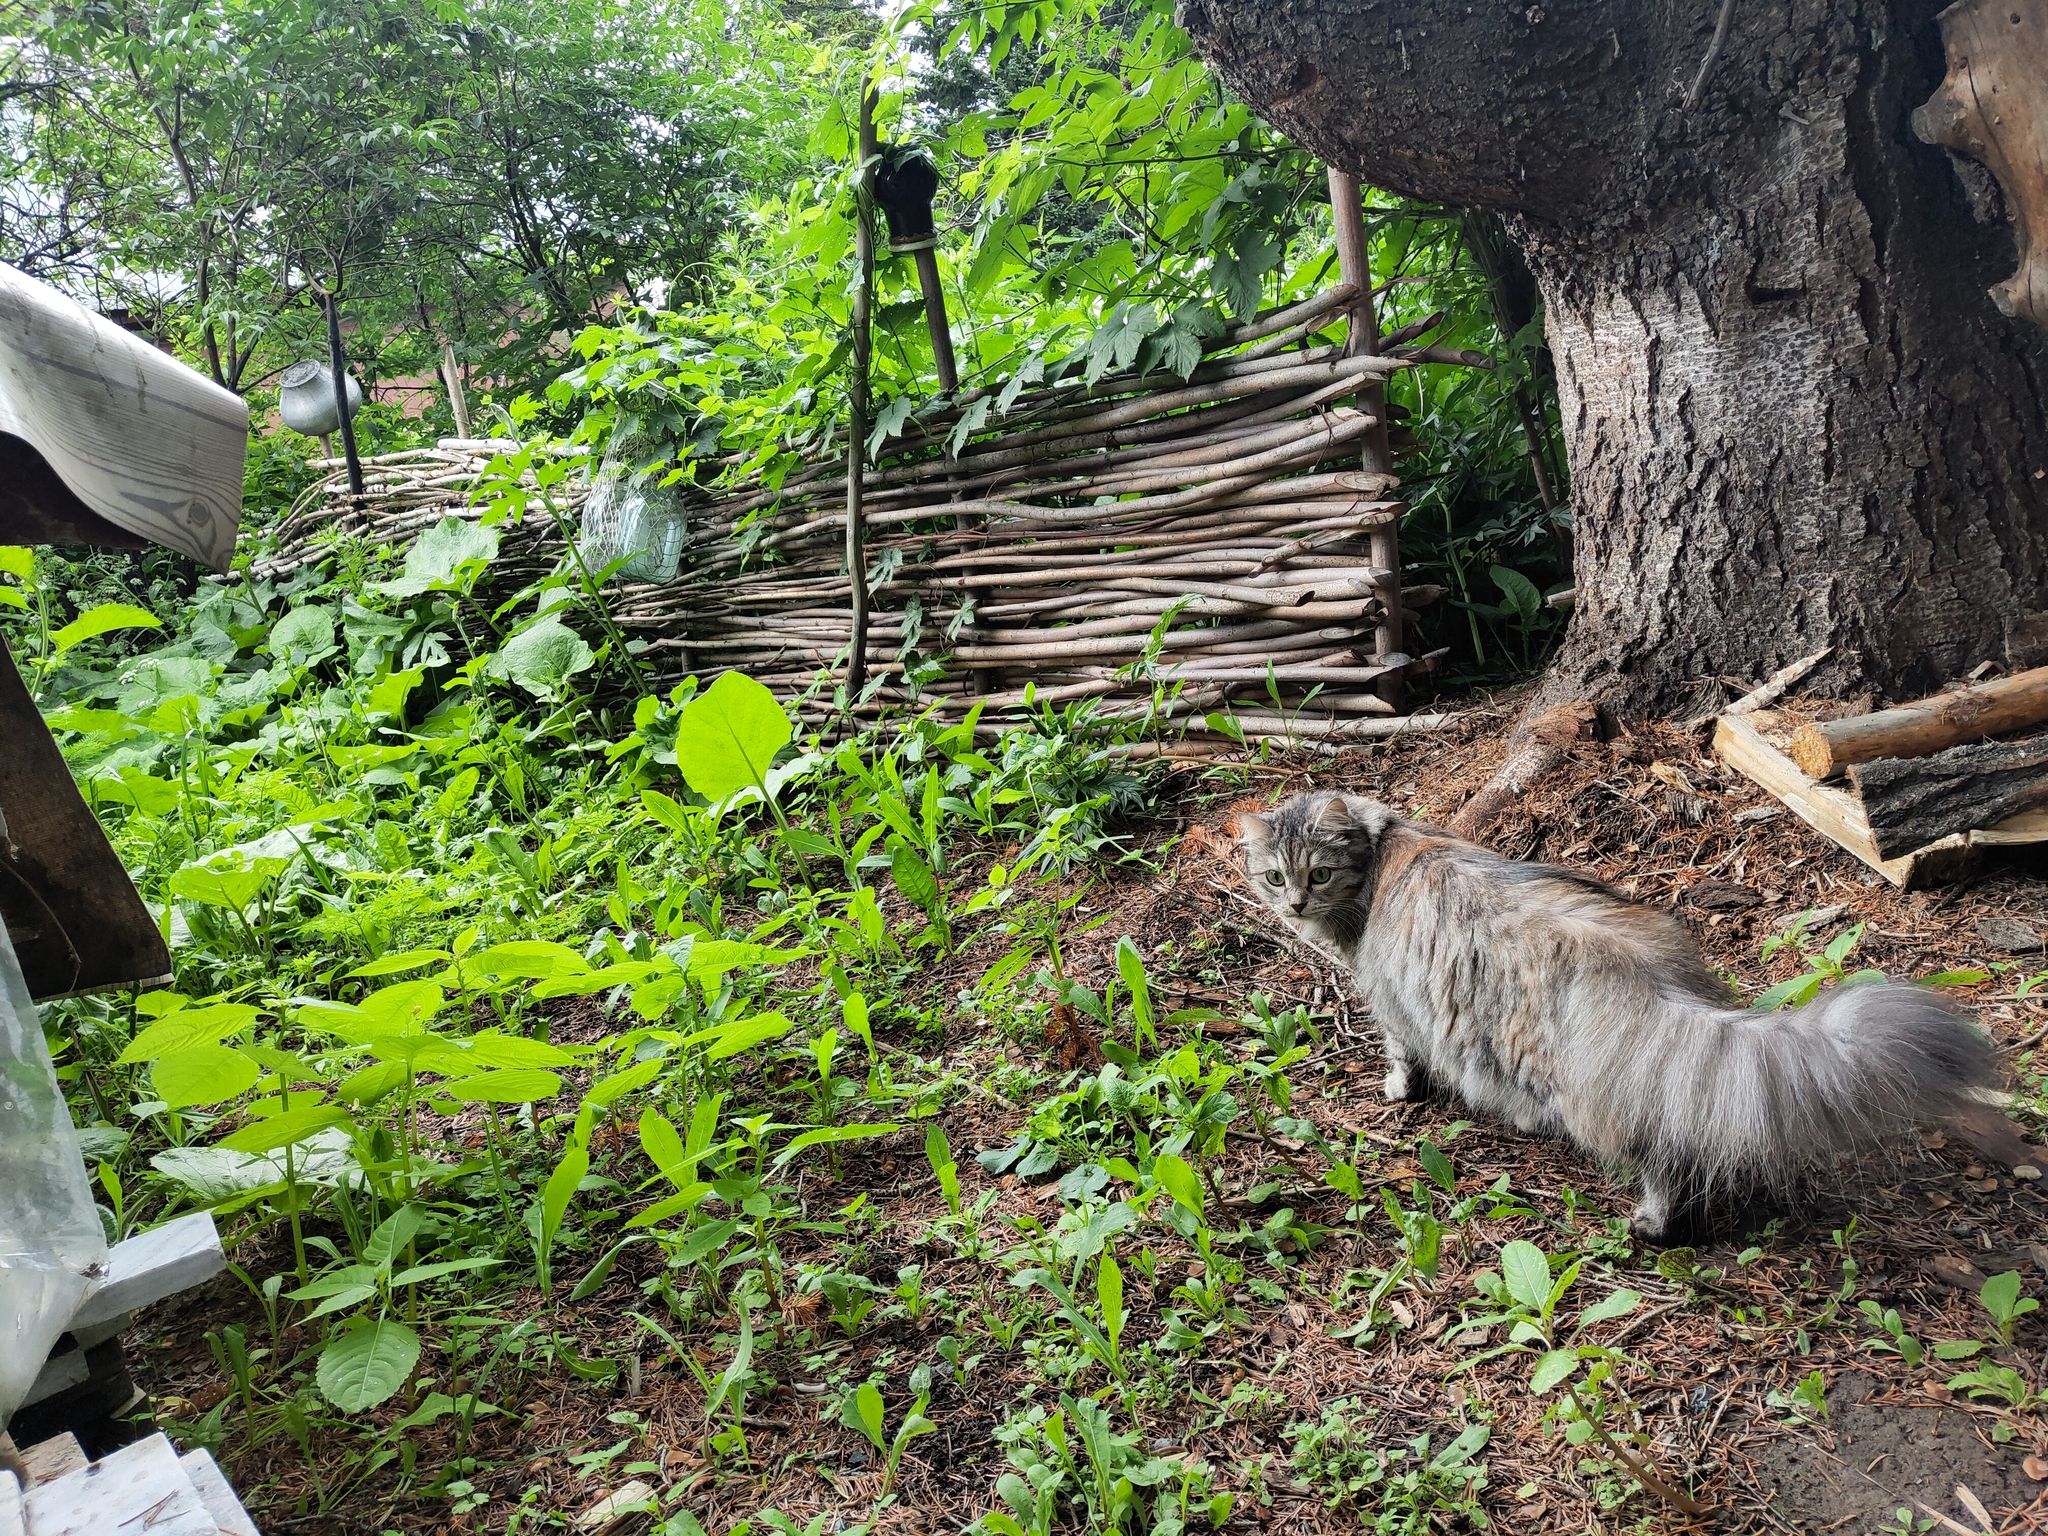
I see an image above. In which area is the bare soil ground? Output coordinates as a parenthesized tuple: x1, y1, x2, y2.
(131, 693, 2048, 1535)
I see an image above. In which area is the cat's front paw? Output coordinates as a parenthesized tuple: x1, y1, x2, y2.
(1382, 1067, 1414, 1103)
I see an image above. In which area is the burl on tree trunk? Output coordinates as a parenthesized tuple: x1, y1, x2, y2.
(1179, 0, 2048, 718)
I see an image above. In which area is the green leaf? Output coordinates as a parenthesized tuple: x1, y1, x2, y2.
(373, 516, 500, 597)
(1152, 1152, 1204, 1217)
(217, 1105, 352, 1153)
(1500, 1240, 1554, 1311)
(348, 948, 452, 978)
(1529, 1349, 1579, 1393)
(443, 1069, 563, 1104)
(268, 605, 338, 666)
(584, 1057, 662, 1109)
(1115, 937, 1153, 1041)
(684, 1009, 797, 1062)
(151, 1046, 261, 1109)
(1579, 1288, 1642, 1327)
(846, 1380, 887, 1453)
(842, 991, 875, 1058)
(364, 666, 423, 718)
(639, 788, 694, 835)
(1932, 1339, 1984, 1360)
(52, 602, 161, 654)
(542, 1145, 589, 1256)
(675, 670, 792, 802)
(1919, 968, 1993, 987)
(167, 861, 279, 911)
(772, 1123, 900, 1168)
(891, 843, 939, 910)
(317, 1318, 421, 1413)
(120, 1003, 262, 1063)
(466, 941, 590, 979)
(1489, 566, 1542, 625)
(1417, 1139, 1457, 1194)
(569, 1236, 650, 1302)
(487, 616, 595, 698)
(1098, 1250, 1125, 1356)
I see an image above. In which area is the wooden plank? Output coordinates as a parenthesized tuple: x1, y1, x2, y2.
(21, 1433, 219, 1536)
(0, 265, 245, 571)
(178, 1452, 257, 1536)
(15, 1439, 83, 1490)
(1848, 734, 2048, 858)
(68, 1211, 224, 1331)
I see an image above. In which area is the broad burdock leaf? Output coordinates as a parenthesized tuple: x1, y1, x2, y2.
(267, 604, 338, 666)
(373, 515, 499, 597)
(675, 670, 791, 802)
(317, 1318, 421, 1413)
(487, 616, 594, 699)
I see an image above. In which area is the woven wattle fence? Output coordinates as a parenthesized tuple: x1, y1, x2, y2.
(257, 281, 1478, 741)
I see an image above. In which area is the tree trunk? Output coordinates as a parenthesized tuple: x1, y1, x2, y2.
(1178, 0, 2048, 718)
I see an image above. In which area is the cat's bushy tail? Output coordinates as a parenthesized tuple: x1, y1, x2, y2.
(1609, 981, 1997, 1189)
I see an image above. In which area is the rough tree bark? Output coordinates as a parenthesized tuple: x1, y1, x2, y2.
(1178, 0, 2048, 718)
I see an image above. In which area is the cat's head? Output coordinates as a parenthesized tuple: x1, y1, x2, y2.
(1236, 792, 1393, 926)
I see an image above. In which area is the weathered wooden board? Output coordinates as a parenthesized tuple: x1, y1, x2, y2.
(20, 1432, 219, 1536)
(68, 1210, 225, 1332)
(0, 264, 245, 571)
(1, 637, 174, 1000)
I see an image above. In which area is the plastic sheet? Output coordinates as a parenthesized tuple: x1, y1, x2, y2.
(579, 456, 687, 584)
(0, 918, 107, 1424)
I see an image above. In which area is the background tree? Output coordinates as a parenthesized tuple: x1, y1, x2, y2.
(1179, 0, 2048, 717)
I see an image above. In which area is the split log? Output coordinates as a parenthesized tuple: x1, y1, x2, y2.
(1788, 664, 2048, 779)
(1447, 700, 1598, 838)
(1847, 734, 2048, 860)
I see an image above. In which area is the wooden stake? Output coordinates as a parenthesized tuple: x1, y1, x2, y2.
(845, 85, 876, 697)
(910, 246, 959, 393)
(1328, 168, 1403, 709)
(440, 341, 471, 441)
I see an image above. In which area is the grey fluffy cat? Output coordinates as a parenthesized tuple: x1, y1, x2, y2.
(1238, 791, 1998, 1237)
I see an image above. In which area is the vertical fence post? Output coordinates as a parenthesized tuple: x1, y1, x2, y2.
(440, 341, 472, 441)
(323, 289, 365, 499)
(1327, 167, 1404, 711)
(845, 84, 877, 701)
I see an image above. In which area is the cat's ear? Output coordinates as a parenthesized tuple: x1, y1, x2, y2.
(1312, 796, 1351, 831)
(1235, 812, 1273, 846)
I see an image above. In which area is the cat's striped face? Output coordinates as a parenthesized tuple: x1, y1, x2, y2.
(1237, 794, 1377, 923)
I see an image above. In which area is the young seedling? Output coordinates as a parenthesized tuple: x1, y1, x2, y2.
(840, 1375, 936, 1494)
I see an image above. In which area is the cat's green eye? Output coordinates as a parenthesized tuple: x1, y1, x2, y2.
(1309, 867, 1333, 885)
(1265, 870, 1284, 886)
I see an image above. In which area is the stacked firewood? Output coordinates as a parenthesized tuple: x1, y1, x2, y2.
(258, 284, 1473, 732)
